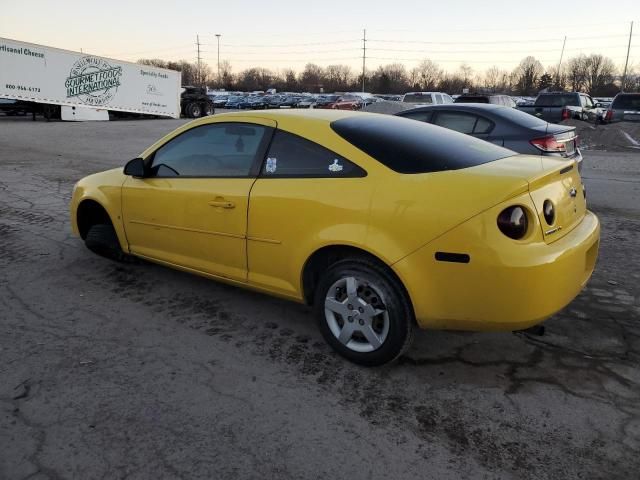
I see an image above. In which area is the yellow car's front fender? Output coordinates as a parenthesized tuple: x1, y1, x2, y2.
(70, 168, 128, 250)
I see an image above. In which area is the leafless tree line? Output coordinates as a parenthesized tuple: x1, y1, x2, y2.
(139, 54, 640, 96)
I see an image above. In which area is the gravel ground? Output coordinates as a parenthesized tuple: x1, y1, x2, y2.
(1, 115, 639, 480)
(561, 119, 640, 152)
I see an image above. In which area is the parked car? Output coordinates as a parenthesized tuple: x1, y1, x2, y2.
(402, 92, 454, 106)
(601, 93, 640, 124)
(211, 96, 231, 108)
(180, 86, 215, 118)
(396, 103, 583, 170)
(518, 92, 599, 123)
(71, 110, 599, 366)
(267, 96, 285, 108)
(455, 94, 516, 108)
(245, 97, 267, 110)
(297, 97, 317, 109)
(594, 97, 613, 109)
(320, 95, 361, 110)
(315, 95, 340, 108)
(278, 96, 300, 108)
(224, 96, 247, 109)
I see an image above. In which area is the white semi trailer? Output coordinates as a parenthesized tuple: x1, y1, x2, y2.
(0, 37, 181, 120)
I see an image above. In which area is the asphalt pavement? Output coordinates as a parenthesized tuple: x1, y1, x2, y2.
(1, 116, 639, 480)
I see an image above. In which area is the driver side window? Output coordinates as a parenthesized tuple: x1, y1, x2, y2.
(149, 123, 268, 178)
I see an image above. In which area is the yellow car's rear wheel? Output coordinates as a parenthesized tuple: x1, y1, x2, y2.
(314, 258, 414, 366)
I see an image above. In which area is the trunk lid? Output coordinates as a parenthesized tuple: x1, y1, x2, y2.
(528, 158, 585, 243)
(472, 155, 586, 243)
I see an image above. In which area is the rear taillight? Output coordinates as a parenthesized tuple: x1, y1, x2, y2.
(561, 108, 570, 121)
(605, 110, 613, 121)
(543, 200, 555, 225)
(530, 135, 566, 152)
(497, 206, 529, 240)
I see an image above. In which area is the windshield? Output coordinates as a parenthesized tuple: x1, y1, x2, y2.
(534, 94, 580, 107)
(403, 93, 433, 104)
(331, 115, 514, 174)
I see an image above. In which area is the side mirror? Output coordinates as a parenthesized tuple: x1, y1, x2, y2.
(124, 157, 146, 177)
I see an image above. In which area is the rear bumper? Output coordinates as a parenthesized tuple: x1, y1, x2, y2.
(393, 210, 600, 331)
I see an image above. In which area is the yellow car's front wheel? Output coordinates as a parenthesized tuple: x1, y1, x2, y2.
(314, 258, 414, 366)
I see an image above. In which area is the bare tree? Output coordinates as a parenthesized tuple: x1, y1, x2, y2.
(621, 62, 640, 92)
(484, 66, 499, 91)
(324, 64, 354, 92)
(217, 60, 233, 89)
(546, 64, 567, 91)
(459, 64, 474, 88)
(300, 63, 324, 92)
(583, 54, 617, 94)
(440, 72, 468, 94)
(413, 59, 442, 90)
(512, 56, 544, 95)
(566, 55, 588, 92)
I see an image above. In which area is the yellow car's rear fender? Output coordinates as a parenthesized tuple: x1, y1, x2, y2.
(393, 191, 599, 331)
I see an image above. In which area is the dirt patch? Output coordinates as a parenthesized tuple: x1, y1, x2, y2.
(560, 119, 640, 152)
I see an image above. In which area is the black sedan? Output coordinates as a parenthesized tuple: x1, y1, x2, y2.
(396, 103, 582, 169)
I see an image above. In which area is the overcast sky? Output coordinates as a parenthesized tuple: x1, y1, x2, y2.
(1, 0, 638, 74)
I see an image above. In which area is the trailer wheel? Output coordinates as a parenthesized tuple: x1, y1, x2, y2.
(186, 103, 202, 118)
(43, 104, 60, 121)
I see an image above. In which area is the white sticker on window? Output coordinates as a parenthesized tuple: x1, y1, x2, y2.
(328, 159, 343, 172)
(265, 157, 277, 174)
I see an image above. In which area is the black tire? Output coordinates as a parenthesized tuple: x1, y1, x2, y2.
(186, 103, 202, 118)
(313, 258, 414, 366)
(85, 224, 136, 263)
(202, 102, 215, 116)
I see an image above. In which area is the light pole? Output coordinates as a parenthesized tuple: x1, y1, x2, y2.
(215, 34, 221, 87)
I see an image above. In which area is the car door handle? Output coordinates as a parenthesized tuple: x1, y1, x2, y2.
(208, 200, 235, 209)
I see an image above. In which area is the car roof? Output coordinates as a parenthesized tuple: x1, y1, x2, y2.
(398, 103, 505, 112)
(203, 109, 363, 124)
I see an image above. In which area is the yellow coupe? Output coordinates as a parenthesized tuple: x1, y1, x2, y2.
(70, 110, 600, 365)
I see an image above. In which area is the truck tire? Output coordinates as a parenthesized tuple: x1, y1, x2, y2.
(43, 104, 60, 121)
(202, 103, 214, 116)
(186, 103, 202, 118)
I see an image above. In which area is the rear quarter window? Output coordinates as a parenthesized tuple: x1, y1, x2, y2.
(399, 110, 433, 122)
(330, 115, 514, 174)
